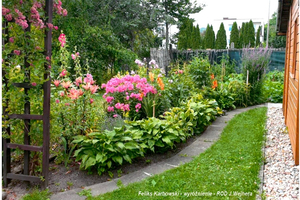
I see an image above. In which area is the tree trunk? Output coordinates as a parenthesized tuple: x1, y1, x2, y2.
(165, 21, 169, 50)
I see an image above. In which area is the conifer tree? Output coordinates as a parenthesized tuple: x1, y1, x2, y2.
(230, 22, 239, 48)
(239, 22, 246, 47)
(247, 20, 255, 47)
(256, 26, 262, 47)
(211, 25, 215, 49)
(216, 22, 227, 49)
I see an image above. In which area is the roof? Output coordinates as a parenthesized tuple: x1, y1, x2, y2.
(276, 0, 292, 35)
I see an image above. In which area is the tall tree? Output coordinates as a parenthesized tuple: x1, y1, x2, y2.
(151, 0, 203, 49)
(264, 12, 286, 48)
(239, 22, 246, 47)
(230, 22, 239, 48)
(247, 20, 255, 47)
(256, 26, 262, 47)
(211, 25, 216, 49)
(216, 22, 227, 49)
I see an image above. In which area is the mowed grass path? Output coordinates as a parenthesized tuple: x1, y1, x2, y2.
(88, 107, 267, 200)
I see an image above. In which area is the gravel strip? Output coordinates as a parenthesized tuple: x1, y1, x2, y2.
(263, 107, 299, 199)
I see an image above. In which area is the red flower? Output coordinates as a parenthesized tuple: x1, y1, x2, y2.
(212, 80, 218, 89)
(210, 74, 214, 80)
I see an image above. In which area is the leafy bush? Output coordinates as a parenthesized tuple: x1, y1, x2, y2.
(261, 70, 284, 103)
(165, 67, 195, 108)
(241, 47, 271, 104)
(73, 127, 146, 175)
(185, 57, 211, 89)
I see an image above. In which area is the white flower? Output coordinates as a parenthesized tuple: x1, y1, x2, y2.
(149, 59, 156, 65)
(130, 70, 135, 75)
(15, 65, 21, 69)
(168, 79, 173, 83)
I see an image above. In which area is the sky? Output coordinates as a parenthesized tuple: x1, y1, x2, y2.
(190, 0, 279, 30)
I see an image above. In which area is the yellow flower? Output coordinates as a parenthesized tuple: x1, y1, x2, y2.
(149, 72, 154, 82)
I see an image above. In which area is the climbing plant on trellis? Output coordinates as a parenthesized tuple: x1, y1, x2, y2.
(2, 0, 67, 188)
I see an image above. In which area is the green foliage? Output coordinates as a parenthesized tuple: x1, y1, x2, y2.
(204, 24, 215, 49)
(264, 12, 286, 48)
(261, 71, 284, 103)
(211, 54, 236, 78)
(177, 18, 200, 50)
(241, 47, 272, 104)
(256, 26, 262, 47)
(185, 57, 211, 89)
(230, 22, 239, 48)
(239, 22, 246, 48)
(78, 189, 92, 198)
(215, 23, 227, 49)
(21, 189, 51, 200)
(73, 127, 145, 175)
(165, 66, 195, 107)
(247, 20, 256, 47)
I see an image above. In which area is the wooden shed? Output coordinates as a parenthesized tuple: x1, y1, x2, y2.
(277, 0, 299, 165)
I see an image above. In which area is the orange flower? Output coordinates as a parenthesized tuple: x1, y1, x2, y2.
(210, 74, 214, 80)
(149, 72, 154, 82)
(157, 77, 164, 91)
(212, 80, 218, 89)
(61, 81, 72, 89)
(68, 88, 80, 99)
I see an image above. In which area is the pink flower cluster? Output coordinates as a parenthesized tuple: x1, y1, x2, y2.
(30, 2, 45, 28)
(53, 71, 99, 103)
(14, 9, 28, 29)
(53, 0, 67, 16)
(58, 33, 66, 47)
(71, 52, 80, 60)
(102, 75, 156, 115)
(2, 7, 12, 21)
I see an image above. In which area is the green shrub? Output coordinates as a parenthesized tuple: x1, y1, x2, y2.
(261, 70, 284, 103)
(185, 57, 211, 89)
(72, 127, 146, 175)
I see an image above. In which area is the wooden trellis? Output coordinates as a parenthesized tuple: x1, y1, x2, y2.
(2, 0, 53, 188)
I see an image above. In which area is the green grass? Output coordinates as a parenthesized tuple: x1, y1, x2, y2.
(21, 188, 51, 200)
(88, 107, 267, 200)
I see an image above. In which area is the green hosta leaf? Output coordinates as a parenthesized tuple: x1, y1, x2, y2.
(153, 128, 159, 135)
(116, 142, 125, 149)
(162, 137, 171, 145)
(105, 130, 116, 139)
(148, 140, 155, 148)
(139, 143, 148, 149)
(124, 142, 139, 150)
(74, 148, 83, 157)
(121, 136, 133, 141)
(106, 144, 116, 152)
(112, 156, 123, 165)
(123, 155, 132, 163)
(81, 155, 89, 165)
(96, 153, 106, 163)
(107, 160, 112, 168)
(92, 139, 99, 144)
(155, 140, 165, 147)
(88, 132, 102, 136)
(85, 157, 96, 169)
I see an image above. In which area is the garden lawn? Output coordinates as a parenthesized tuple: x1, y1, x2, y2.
(87, 107, 267, 200)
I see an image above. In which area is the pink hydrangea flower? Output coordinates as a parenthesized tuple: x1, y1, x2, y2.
(54, 26, 58, 30)
(9, 37, 14, 43)
(135, 103, 141, 109)
(56, 99, 60, 103)
(31, 82, 37, 86)
(113, 114, 118, 118)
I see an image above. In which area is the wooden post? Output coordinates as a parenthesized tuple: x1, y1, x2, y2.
(2, 20, 11, 187)
(246, 70, 249, 85)
(42, 0, 53, 188)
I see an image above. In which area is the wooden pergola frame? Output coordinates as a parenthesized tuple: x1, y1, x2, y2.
(2, 0, 53, 188)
